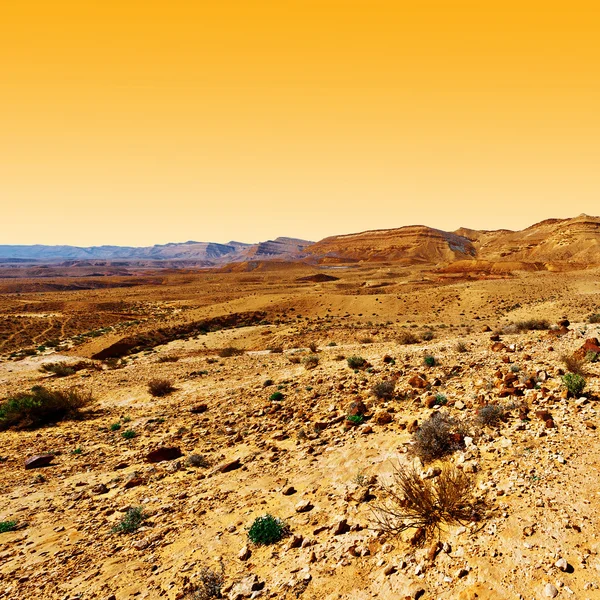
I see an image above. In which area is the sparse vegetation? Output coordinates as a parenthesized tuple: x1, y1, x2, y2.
(347, 355, 367, 369)
(111, 507, 146, 534)
(218, 347, 244, 358)
(412, 412, 467, 464)
(269, 391, 284, 401)
(398, 331, 420, 345)
(588, 313, 600, 324)
(187, 454, 210, 468)
(359, 336, 374, 344)
(0, 520, 17, 533)
(188, 563, 225, 599)
(0, 386, 91, 430)
(157, 354, 179, 363)
(371, 380, 396, 400)
(563, 373, 586, 396)
(373, 464, 477, 544)
(423, 355, 436, 367)
(302, 354, 319, 369)
(110, 422, 121, 431)
(308, 342, 318, 352)
(504, 319, 551, 333)
(346, 414, 365, 425)
(561, 354, 588, 376)
(434, 393, 447, 406)
(247, 514, 287, 545)
(421, 329, 434, 341)
(454, 340, 469, 353)
(122, 429, 137, 439)
(476, 404, 505, 427)
(148, 378, 175, 397)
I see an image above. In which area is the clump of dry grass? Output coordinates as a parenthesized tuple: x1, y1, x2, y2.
(561, 353, 588, 376)
(148, 379, 176, 397)
(398, 331, 420, 345)
(411, 412, 468, 464)
(372, 464, 477, 544)
(217, 347, 244, 358)
(302, 354, 319, 369)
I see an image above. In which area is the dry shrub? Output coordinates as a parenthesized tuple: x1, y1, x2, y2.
(371, 380, 396, 400)
(268, 346, 283, 354)
(217, 347, 244, 358)
(475, 404, 506, 428)
(0, 386, 92, 430)
(561, 353, 588, 376)
(372, 463, 477, 544)
(40, 361, 98, 377)
(454, 340, 469, 353)
(302, 354, 319, 369)
(411, 412, 467, 464)
(503, 319, 550, 333)
(156, 354, 180, 363)
(398, 331, 420, 345)
(307, 342, 318, 352)
(187, 563, 224, 599)
(421, 329, 435, 341)
(148, 379, 175, 397)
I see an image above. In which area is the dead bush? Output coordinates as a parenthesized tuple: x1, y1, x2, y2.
(372, 463, 477, 544)
(303, 354, 319, 369)
(561, 353, 588, 376)
(398, 331, 420, 345)
(188, 562, 224, 599)
(411, 412, 467, 464)
(217, 347, 244, 358)
(371, 380, 396, 400)
(148, 379, 176, 397)
(475, 404, 506, 428)
(454, 341, 469, 353)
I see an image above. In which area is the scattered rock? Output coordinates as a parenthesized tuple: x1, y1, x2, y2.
(24, 454, 54, 469)
(145, 447, 183, 463)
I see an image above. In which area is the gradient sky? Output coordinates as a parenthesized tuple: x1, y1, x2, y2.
(2, 1, 600, 246)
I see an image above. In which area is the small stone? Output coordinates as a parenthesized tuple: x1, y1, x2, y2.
(238, 545, 251, 561)
(282, 485, 296, 496)
(555, 558, 568, 571)
(455, 401, 466, 410)
(544, 583, 558, 598)
(215, 457, 242, 473)
(91, 483, 109, 495)
(333, 518, 350, 535)
(190, 403, 208, 414)
(383, 565, 396, 576)
(295, 499, 313, 513)
(145, 447, 183, 463)
(24, 454, 54, 469)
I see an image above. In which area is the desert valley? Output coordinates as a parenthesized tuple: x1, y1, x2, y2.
(2, 214, 600, 600)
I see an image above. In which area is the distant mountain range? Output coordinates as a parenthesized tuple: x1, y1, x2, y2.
(2, 214, 600, 271)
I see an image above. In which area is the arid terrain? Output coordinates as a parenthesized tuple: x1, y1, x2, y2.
(2, 217, 600, 599)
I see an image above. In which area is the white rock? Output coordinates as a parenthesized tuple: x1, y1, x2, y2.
(544, 583, 558, 598)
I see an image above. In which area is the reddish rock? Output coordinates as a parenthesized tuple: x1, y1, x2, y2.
(424, 396, 437, 409)
(535, 410, 552, 421)
(24, 454, 54, 469)
(215, 457, 242, 473)
(545, 419, 556, 429)
(190, 403, 208, 414)
(408, 375, 427, 389)
(347, 399, 367, 416)
(145, 446, 183, 463)
(498, 387, 516, 398)
(407, 419, 419, 433)
(374, 410, 393, 425)
(124, 477, 146, 489)
(491, 342, 506, 352)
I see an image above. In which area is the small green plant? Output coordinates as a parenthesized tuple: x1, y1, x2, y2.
(122, 416, 132, 423)
(0, 520, 17, 533)
(346, 414, 365, 425)
(72, 447, 83, 455)
(247, 514, 287, 545)
(122, 429, 137, 440)
(327, 341, 337, 347)
(586, 351, 599, 363)
(110, 422, 121, 431)
(347, 356, 367, 369)
(424, 355, 436, 367)
(269, 391, 284, 401)
(112, 507, 146, 534)
(510, 365, 520, 373)
(563, 373, 586, 396)
(434, 393, 447, 406)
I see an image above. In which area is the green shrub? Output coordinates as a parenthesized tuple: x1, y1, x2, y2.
(347, 356, 367, 369)
(563, 373, 586, 396)
(347, 414, 365, 425)
(423, 355, 436, 367)
(434, 393, 447, 406)
(112, 507, 146, 534)
(122, 429, 137, 440)
(0, 386, 91, 430)
(0, 520, 17, 533)
(269, 391, 284, 401)
(247, 514, 287, 545)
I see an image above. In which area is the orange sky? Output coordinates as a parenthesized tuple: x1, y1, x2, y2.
(2, 1, 600, 246)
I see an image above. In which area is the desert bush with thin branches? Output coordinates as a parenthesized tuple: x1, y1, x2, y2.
(561, 354, 588, 376)
(372, 464, 477, 544)
(411, 412, 468, 464)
